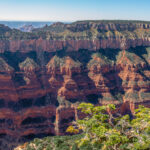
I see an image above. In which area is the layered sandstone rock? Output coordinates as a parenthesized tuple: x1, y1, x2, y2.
(0, 21, 149, 149)
(0, 47, 150, 147)
(0, 21, 150, 53)
(0, 38, 150, 53)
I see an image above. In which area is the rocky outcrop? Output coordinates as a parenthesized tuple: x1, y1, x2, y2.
(0, 47, 150, 149)
(0, 21, 149, 149)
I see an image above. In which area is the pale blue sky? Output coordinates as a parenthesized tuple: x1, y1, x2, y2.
(0, 0, 150, 21)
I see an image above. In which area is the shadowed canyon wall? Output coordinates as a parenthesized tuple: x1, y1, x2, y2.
(0, 21, 150, 149)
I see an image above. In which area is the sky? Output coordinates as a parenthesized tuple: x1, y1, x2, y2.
(0, 0, 150, 22)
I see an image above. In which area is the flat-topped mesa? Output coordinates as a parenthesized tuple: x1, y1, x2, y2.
(67, 20, 150, 32)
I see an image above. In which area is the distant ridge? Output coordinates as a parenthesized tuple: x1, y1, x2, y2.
(0, 21, 53, 29)
(74, 19, 150, 24)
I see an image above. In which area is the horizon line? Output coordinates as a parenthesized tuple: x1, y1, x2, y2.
(0, 19, 150, 23)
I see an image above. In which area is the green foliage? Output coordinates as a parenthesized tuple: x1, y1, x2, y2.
(67, 103, 150, 150)
(20, 134, 83, 150)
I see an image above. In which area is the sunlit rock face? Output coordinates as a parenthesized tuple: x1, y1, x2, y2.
(0, 47, 150, 150)
(0, 20, 150, 53)
(0, 21, 150, 149)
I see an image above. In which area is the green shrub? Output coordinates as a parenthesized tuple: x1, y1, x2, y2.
(67, 103, 150, 150)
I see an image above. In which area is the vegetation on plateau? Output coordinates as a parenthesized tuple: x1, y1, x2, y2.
(0, 20, 150, 40)
(16, 103, 150, 150)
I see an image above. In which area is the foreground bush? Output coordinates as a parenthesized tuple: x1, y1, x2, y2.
(67, 103, 150, 150)
(15, 134, 83, 150)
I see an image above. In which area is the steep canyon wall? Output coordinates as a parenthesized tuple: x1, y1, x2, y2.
(0, 21, 150, 149)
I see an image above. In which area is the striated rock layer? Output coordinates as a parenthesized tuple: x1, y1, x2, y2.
(0, 38, 150, 53)
(1, 20, 150, 53)
(0, 46, 149, 149)
(0, 21, 150, 149)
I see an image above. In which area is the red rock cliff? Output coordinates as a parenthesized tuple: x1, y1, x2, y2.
(0, 38, 150, 53)
(0, 21, 150, 149)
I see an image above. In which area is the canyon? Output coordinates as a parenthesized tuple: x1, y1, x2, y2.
(0, 20, 150, 149)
